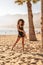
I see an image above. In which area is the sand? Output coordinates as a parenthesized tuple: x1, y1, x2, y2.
(0, 34, 43, 65)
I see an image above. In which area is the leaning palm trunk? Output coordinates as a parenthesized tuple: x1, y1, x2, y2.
(41, 0, 43, 49)
(27, 1, 37, 41)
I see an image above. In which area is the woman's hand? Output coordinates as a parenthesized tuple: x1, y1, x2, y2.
(18, 29, 24, 32)
(23, 31, 27, 39)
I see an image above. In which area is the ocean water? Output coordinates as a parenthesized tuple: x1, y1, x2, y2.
(0, 28, 41, 35)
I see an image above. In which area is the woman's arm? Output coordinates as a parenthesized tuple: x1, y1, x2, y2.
(17, 25, 24, 32)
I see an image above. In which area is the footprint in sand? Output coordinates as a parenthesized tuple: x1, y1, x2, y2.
(30, 59, 37, 65)
(1, 56, 5, 58)
(37, 60, 43, 65)
(5, 60, 10, 63)
(0, 62, 5, 65)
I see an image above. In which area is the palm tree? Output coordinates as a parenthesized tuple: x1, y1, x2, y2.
(41, 0, 43, 50)
(15, 0, 39, 41)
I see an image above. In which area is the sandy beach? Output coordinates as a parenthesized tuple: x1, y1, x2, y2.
(0, 0, 42, 65)
(0, 33, 43, 65)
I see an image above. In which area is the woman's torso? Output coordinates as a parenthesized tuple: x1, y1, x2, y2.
(18, 25, 25, 37)
(18, 25, 24, 33)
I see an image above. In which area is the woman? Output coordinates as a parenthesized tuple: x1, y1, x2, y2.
(12, 19, 27, 51)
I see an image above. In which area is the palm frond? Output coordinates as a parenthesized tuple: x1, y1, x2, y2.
(15, 0, 40, 5)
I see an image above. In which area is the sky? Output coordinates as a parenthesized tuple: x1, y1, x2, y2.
(0, 0, 41, 16)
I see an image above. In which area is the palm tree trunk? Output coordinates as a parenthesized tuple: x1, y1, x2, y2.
(41, 0, 43, 49)
(27, 1, 37, 41)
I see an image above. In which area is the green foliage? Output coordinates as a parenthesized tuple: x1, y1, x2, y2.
(15, 0, 40, 5)
(32, 0, 40, 3)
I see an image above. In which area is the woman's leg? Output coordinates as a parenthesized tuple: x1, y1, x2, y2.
(11, 37, 20, 50)
(22, 37, 24, 51)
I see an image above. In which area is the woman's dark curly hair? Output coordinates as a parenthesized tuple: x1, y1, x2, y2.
(17, 19, 25, 26)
